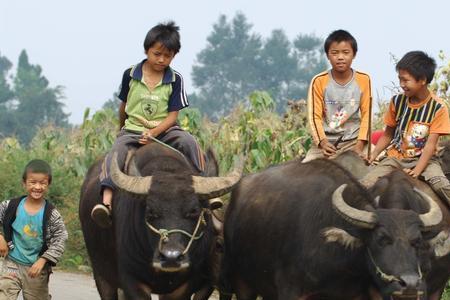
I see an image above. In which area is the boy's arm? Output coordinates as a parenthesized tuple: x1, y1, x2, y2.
(307, 77, 327, 146)
(369, 126, 395, 163)
(354, 75, 372, 154)
(0, 200, 7, 256)
(142, 111, 178, 142)
(408, 133, 440, 178)
(118, 68, 132, 130)
(119, 101, 127, 130)
(41, 209, 68, 265)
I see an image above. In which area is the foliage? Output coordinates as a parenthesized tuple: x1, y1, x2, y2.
(181, 90, 310, 173)
(430, 51, 450, 104)
(0, 52, 13, 105)
(102, 91, 120, 113)
(0, 50, 69, 145)
(0, 93, 308, 270)
(190, 12, 326, 118)
(0, 108, 117, 270)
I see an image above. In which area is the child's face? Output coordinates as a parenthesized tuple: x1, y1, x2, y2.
(398, 69, 427, 99)
(326, 41, 355, 74)
(146, 42, 175, 73)
(23, 172, 50, 202)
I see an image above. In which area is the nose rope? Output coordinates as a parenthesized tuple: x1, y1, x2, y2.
(146, 209, 207, 255)
(367, 249, 422, 283)
(123, 133, 191, 167)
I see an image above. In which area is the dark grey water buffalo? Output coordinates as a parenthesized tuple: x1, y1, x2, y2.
(334, 150, 450, 300)
(220, 158, 448, 300)
(79, 143, 242, 300)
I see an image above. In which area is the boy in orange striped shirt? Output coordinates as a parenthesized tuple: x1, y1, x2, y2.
(304, 30, 372, 162)
(367, 51, 450, 205)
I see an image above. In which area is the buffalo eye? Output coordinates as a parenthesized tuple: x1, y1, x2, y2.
(376, 232, 392, 247)
(146, 210, 160, 222)
(410, 237, 423, 248)
(185, 208, 200, 219)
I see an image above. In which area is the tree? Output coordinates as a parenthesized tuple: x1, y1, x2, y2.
(0, 50, 69, 144)
(0, 52, 17, 138)
(190, 13, 327, 118)
(0, 52, 13, 104)
(102, 91, 120, 113)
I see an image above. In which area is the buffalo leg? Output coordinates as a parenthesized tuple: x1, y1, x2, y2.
(192, 285, 214, 300)
(428, 288, 444, 300)
(235, 278, 257, 300)
(158, 282, 191, 300)
(219, 293, 232, 300)
(93, 272, 118, 300)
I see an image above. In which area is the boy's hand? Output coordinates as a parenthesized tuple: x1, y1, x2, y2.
(28, 257, 47, 278)
(319, 139, 337, 157)
(403, 168, 420, 179)
(0, 235, 8, 257)
(352, 140, 365, 156)
(139, 130, 154, 145)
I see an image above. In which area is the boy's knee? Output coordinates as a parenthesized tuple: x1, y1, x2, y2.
(0, 276, 20, 298)
(428, 176, 450, 190)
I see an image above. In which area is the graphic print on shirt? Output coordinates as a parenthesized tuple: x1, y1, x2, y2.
(329, 105, 349, 129)
(404, 122, 429, 157)
(23, 224, 39, 238)
(140, 94, 159, 120)
(324, 75, 360, 134)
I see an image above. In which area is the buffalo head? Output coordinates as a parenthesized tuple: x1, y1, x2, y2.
(110, 152, 243, 274)
(323, 179, 448, 299)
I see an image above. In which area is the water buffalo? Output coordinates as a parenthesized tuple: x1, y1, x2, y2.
(220, 158, 448, 300)
(79, 143, 242, 300)
(334, 149, 450, 300)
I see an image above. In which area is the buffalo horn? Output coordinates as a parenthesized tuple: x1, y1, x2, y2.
(192, 157, 244, 200)
(332, 184, 377, 229)
(414, 188, 443, 230)
(110, 152, 152, 194)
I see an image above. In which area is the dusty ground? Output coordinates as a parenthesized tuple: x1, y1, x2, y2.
(16, 271, 219, 299)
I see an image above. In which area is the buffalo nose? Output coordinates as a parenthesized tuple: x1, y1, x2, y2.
(160, 249, 184, 263)
(398, 274, 421, 290)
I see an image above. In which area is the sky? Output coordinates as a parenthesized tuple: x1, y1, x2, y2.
(1, 0, 450, 124)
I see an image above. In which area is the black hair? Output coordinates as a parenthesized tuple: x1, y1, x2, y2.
(396, 51, 436, 84)
(22, 159, 52, 184)
(143, 21, 181, 54)
(324, 29, 358, 55)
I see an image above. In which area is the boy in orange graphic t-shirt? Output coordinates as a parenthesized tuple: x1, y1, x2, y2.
(367, 51, 450, 205)
(304, 29, 372, 162)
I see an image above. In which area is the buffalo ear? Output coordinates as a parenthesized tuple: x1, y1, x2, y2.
(368, 177, 389, 202)
(322, 227, 363, 250)
(199, 198, 209, 209)
(428, 230, 450, 257)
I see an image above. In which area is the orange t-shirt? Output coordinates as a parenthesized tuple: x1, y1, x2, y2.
(384, 92, 450, 159)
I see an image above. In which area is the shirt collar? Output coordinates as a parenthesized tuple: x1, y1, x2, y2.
(131, 59, 175, 84)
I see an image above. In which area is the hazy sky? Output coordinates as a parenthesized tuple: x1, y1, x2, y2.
(2, 0, 450, 124)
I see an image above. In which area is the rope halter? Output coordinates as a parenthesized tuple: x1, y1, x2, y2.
(367, 248, 422, 283)
(146, 209, 207, 255)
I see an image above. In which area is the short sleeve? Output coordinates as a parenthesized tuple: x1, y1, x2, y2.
(384, 97, 397, 128)
(430, 104, 450, 135)
(118, 68, 132, 102)
(168, 73, 189, 112)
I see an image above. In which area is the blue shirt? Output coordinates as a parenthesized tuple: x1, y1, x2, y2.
(8, 198, 44, 266)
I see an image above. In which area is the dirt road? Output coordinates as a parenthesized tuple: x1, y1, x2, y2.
(18, 271, 219, 299)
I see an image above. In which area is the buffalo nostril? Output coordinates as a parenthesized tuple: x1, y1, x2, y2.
(158, 253, 166, 262)
(176, 254, 185, 262)
(399, 274, 421, 289)
(160, 249, 182, 263)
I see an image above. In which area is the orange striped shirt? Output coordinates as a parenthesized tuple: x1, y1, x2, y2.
(307, 70, 372, 146)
